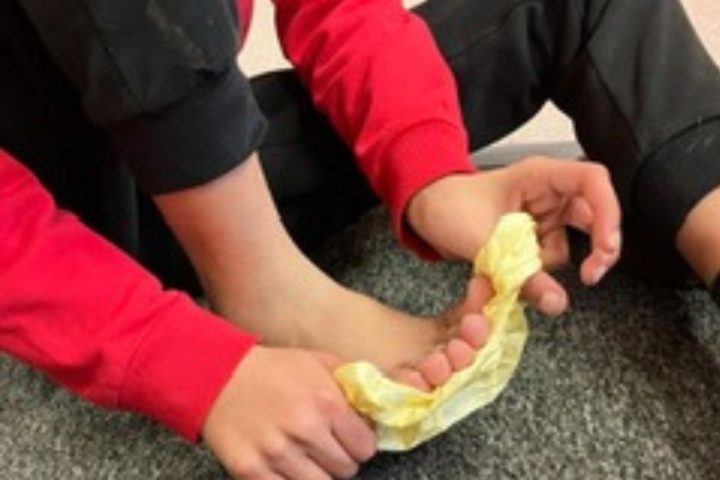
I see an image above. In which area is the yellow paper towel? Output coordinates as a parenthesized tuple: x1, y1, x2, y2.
(334, 212, 541, 451)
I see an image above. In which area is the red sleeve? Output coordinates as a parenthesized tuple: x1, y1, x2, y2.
(0, 150, 257, 441)
(274, 0, 475, 258)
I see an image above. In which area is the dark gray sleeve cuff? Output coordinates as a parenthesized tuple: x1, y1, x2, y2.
(107, 67, 267, 194)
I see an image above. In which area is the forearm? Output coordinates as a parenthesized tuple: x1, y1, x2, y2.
(0, 151, 256, 440)
(274, 0, 475, 257)
(152, 153, 305, 307)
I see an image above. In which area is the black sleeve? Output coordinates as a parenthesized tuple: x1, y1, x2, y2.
(17, 0, 267, 193)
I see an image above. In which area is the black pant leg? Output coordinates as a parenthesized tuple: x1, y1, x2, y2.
(0, 0, 124, 241)
(415, 0, 720, 283)
(417, 0, 720, 225)
(551, 0, 720, 241)
(251, 71, 378, 253)
(413, 0, 564, 150)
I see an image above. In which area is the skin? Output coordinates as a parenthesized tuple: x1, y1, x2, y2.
(676, 184, 720, 286)
(201, 347, 376, 480)
(153, 154, 623, 479)
(154, 154, 489, 389)
(153, 153, 492, 479)
(407, 156, 623, 316)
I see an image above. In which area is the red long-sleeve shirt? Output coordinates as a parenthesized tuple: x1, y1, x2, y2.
(1, 0, 474, 441)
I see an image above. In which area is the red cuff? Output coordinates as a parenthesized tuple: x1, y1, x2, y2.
(379, 122, 475, 260)
(118, 296, 257, 442)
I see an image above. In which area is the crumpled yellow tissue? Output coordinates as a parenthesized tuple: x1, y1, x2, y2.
(334, 212, 541, 451)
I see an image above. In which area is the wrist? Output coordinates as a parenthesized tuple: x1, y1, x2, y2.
(407, 173, 470, 235)
(406, 172, 483, 261)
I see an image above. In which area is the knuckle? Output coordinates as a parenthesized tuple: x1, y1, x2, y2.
(288, 411, 324, 441)
(226, 456, 263, 479)
(263, 435, 292, 462)
(315, 389, 345, 415)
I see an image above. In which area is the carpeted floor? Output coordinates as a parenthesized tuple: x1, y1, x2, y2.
(3, 204, 720, 479)
(3, 1, 718, 478)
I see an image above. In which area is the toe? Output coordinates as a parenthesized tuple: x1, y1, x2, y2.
(446, 338, 475, 371)
(393, 368, 431, 392)
(458, 314, 490, 349)
(419, 350, 453, 388)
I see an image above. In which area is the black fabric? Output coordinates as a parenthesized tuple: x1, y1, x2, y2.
(16, 0, 266, 195)
(635, 120, 720, 242)
(414, 0, 720, 283)
(712, 276, 720, 306)
(0, 0, 718, 292)
(250, 72, 378, 253)
(416, 0, 720, 230)
(107, 67, 266, 194)
(18, 0, 238, 123)
(0, 0, 139, 253)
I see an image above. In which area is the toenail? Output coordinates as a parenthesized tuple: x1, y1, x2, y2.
(593, 265, 608, 284)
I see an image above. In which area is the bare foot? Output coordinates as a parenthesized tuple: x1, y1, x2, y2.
(391, 278, 493, 391)
(157, 156, 490, 391)
(209, 258, 491, 391)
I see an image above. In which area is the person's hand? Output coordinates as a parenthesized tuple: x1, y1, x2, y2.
(202, 346, 377, 480)
(407, 157, 622, 316)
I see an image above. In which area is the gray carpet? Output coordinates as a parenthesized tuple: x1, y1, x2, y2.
(3, 207, 720, 480)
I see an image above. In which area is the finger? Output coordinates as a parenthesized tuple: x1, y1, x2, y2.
(302, 430, 359, 479)
(520, 271, 569, 316)
(272, 442, 339, 480)
(549, 162, 620, 248)
(564, 197, 594, 232)
(548, 162, 621, 284)
(565, 196, 621, 286)
(579, 223, 621, 286)
(539, 227, 570, 271)
(226, 450, 269, 480)
(271, 448, 332, 480)
(331, 408, 377, 464)
(253, 472, 285, 480)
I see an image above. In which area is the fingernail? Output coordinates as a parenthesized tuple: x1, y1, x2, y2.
(539, 293, 563, 315)
(593, 265, 608, 284)
(608, 230, 622, 252)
